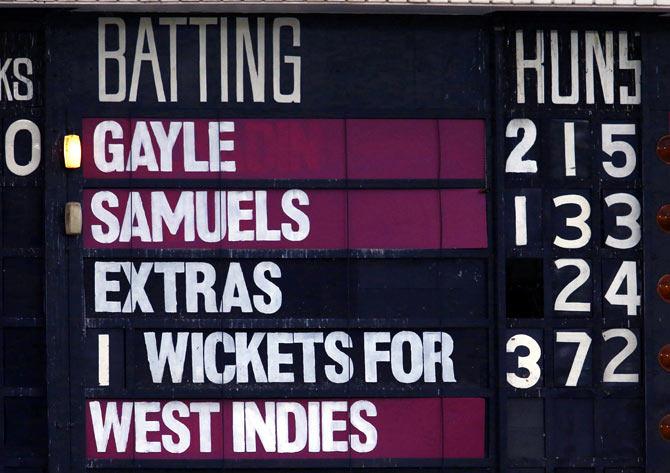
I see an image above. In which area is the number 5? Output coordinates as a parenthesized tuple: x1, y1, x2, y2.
(602, 124, 636, 178)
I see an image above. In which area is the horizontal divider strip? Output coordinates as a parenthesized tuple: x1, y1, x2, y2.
(83, 179, 487, 189)
(82, 248, 491, 258)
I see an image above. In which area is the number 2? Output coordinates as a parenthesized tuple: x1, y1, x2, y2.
(603, 328, 639, 383)
(554, 259, 591, 313)
(506, 119, 538, 173)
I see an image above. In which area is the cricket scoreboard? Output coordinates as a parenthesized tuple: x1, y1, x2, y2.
(4, 9, 670, 473)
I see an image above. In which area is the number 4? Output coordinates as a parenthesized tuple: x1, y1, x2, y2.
(604, 261, 640, 316)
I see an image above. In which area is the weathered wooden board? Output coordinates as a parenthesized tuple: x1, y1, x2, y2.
(1, 9, 668, 473)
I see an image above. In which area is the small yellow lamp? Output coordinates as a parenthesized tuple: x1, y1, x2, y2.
(64, 134, 81, 169)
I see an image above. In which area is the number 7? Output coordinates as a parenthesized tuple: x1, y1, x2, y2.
(556, 331, 592, 386)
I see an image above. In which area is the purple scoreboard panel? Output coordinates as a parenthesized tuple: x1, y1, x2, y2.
(4, 9, 670, 473)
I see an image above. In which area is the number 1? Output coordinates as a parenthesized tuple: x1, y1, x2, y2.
(564, 122, 576, 177)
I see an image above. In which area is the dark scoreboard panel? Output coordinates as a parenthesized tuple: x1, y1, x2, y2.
(8, 9, 670, 473)
(0, 14, 48, 473)
(55, 14, 495, 471)
(496, 24, 644, 473)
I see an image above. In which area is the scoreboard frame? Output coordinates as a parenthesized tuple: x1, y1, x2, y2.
(0, 8, 660, 473)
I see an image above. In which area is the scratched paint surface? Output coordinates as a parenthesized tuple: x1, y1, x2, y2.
(0, 10, 662, 473)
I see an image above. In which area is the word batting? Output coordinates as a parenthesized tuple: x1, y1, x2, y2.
(98, 17, 301, 103)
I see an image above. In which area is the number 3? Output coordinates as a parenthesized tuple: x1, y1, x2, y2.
(604, 193, 641, 249)
(506, 334, 542, 389)
(553, 194, 591, 249)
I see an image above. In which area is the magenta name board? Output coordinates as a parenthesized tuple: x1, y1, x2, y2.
(86, 397, 485, 460)
(82, 188, 487, 249)
(82, 118, 485, 180)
